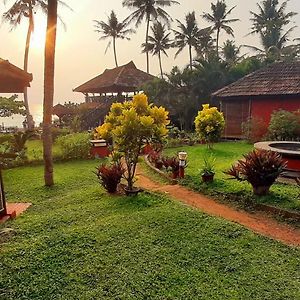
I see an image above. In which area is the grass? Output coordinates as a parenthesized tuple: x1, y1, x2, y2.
(0, 160, 300, 299)
(163, 141, 300, 213)
(26, 139, 62, 162)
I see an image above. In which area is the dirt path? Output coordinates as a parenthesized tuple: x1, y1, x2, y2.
(136, 166, 300, 247)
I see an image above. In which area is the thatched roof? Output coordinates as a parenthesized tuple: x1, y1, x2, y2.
(0, 58, 33, 93)
(212, 61, 300, 99)
(73, 61, 155, 94)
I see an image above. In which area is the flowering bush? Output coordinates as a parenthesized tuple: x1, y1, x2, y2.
(194, 104, 225, 149)
(95, 93, 170, 191)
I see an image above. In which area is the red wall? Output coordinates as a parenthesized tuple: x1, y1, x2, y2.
(251, 97, 300, 125)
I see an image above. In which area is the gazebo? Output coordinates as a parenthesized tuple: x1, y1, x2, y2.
(0, 58, 33, 93)
(73, 61, 155, 103)
(0, 58, 33, 219)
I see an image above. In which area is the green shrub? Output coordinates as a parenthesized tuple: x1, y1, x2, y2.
(51, 127, 70, 141)
(56, 133, 91, 160)
(268, 110, 300, 141)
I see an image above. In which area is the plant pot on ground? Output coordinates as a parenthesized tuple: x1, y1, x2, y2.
(200, 155, 216, 183)
(225, 149, 286, 196)
(123, 186, 141, 196)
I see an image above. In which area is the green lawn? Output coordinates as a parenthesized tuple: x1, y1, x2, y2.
(164, 141, 300, 213)
(0, 160, 300, 299)
(26, 139, 62, 161)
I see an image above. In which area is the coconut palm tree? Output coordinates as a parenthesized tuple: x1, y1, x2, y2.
(142, 22, 172, 78)
(122, 0, 179, 73)
(202, 0, 239, 58)
(173, 12, 210, 70)
(248, 0, 298, 60)
(94, 10, 135, 67)
(2, 0, 69, 129)
(43, 0, 57, 187)
(222, 40, 242, 65)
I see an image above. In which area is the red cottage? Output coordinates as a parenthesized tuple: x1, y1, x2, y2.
(212, 62, 300, 138)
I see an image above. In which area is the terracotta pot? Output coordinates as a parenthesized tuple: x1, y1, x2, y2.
(252, 185, 271, 196)
(124, 186, 141, 196)
(201, 173, 215, 183)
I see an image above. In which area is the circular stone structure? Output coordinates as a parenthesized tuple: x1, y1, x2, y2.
(254, 141, 300, 172)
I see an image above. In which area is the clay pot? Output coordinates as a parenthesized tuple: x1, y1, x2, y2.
(124, 186, 141, 196)
(201, 173, 215, 183)
(252, 185, 271, 196)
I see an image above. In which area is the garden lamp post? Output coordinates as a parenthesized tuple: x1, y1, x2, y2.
(178, 151, 187, 178)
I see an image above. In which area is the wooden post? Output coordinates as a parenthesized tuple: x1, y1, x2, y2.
(0, 169, 7, 217)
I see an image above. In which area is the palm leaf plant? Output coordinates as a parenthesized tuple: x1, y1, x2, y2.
(122, 0, 179, 73)
(202, 0, 239, 58)
(142, 22, 172, 78)
(94, 10, 135, 67)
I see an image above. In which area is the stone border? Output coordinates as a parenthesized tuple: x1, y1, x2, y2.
(254, 203, 300, 221)
(144, 155, 178, 185)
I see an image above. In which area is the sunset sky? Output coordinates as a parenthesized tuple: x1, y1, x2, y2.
(0, 0, 300, 126)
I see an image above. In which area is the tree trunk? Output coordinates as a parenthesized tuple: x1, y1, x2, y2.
(145, 15, 150, 73)
(23, 2, 34, 129)
(216, 27, 220, 58)
(113, 37, 118, 67)
(158, 51, 163, 78)
(43, 0, 57, 187)
(189, 44, 193, 70)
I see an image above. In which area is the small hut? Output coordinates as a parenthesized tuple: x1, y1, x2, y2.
(73, 61, 155, 102)
(0, 58, 33, 218)
(212, 61, 300, 138)
(0, 58, 32, 93)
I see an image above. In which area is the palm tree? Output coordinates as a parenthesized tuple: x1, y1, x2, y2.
(122, 0, 179, 73)
(142, 22, 172, 78)
(94, 10, 135, 67)
(2, 0, 69, 129)
(43, 0, 57, 187)
(248, 0, 298, 59)
(222, 40, 242, 65)
(173, 12, 209, 70)
(202, 0, 239, 58)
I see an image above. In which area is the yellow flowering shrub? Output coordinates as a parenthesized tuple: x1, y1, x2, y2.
(194, 104, 225, 148)
(95, 93, 170, 190)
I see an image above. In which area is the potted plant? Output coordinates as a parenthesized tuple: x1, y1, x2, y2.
(163, 156, 180, 179)
(200, 155, 216, 183)
(95, 94, 169, 196)
(95, 163, 124, 194)
(224, 149, 286, 196)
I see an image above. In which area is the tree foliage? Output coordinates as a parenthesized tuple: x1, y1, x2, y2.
(0, 95, 25, 117)
(95, 93, 170, 190)
(194, 104, 225, 149)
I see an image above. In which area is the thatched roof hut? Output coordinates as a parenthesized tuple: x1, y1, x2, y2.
(73, 61, 155, 95)
(212, 61, 300, 138)
(0, 59, 33, 93)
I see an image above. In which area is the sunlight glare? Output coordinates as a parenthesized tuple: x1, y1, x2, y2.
(31, 17, 47, 51)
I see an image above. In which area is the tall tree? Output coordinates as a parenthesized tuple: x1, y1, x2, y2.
(173, 12, 209, 70)
(249, 0, 298, 60)
(2, 0, 68, 129)
(222, 40, 241, 65)
(94, 10, 135, 67)
(122, 0, 179, 73)
(142, 22, 172, 78)
(43, 0, 57, 186)
(202, 0, 239, 58)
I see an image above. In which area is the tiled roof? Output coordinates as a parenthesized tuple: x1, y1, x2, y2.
(73, 61, 155, 94)
(0, 58, 33, 93)
(212, 61, 300, 99)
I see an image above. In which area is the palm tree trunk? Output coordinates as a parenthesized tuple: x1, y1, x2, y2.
(113, 37, 118, 67)
(23, 2, 34, 129)
(145, 15, 150, 73)
(43, 0, 57, 187)
(189, 44, 193, 70)
(158, 51, 163, 78)
(216, 27, 220, 58)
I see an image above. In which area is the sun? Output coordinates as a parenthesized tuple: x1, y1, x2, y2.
(30, 19, 46, 50)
